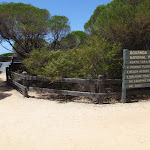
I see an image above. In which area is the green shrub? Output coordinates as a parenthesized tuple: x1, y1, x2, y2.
(23, 37, 121, 81)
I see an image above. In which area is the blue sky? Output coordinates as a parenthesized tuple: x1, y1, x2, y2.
(0, 0, 112, 54)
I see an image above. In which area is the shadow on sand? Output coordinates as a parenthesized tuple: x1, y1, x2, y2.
(29, 92, 98, 104)
(0, 77, 12, 100)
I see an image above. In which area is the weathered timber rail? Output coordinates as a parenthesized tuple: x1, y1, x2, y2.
(6, 69, 122, 104)
(0, 56, 12, 62)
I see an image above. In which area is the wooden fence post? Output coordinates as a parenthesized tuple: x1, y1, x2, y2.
(6, 67, 9, 85)
(97, 75, 104, 104)
(22, 71, 28, 98)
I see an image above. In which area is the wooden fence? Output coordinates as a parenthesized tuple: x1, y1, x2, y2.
(0, 56, 12, 62)
(6, 68, 122, 104)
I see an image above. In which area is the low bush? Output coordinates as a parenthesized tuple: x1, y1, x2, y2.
(23, 37, 122, 81)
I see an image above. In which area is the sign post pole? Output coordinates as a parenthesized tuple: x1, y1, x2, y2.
(122, 49, 127, 103)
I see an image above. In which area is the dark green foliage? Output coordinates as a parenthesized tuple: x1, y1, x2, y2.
(85, 0, 150, 50)
(48, 15, 70, 50)
(0, 2, 50, 58)
(84, 5, 106, 34)
(60, 31, 88, 50)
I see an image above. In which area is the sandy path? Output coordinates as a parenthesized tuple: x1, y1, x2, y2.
(0, 73, 150, 150)
(0, 62, 11, 73)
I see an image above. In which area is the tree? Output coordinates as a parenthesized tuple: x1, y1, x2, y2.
(84, 5, 106, 34)
(0, 2, 50, 58)
(13, 38, 49, 54)
(48, 15, 71, 50)
(60, 31, 88, 50)
(85, 0, 150, 50)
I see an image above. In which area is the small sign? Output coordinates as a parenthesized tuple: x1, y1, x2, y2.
(121, 49, 150, 103)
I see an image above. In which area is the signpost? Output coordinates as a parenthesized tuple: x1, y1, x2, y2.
(122, 49, 150, 103)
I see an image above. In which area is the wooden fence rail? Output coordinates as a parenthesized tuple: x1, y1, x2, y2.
(6, 69, 121, 104)
(10, 71, 25, 79)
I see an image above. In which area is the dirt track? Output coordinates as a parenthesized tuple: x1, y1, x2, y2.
(0, 73, 150, 150)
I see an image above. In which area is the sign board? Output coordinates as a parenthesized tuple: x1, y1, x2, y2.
(122, 49, 150, 103)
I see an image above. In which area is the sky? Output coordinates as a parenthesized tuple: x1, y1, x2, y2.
(0, 0, 112, 54)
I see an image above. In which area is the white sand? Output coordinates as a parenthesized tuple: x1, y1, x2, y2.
(0, 73, 150, 150)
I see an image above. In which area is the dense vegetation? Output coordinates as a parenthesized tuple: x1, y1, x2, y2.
(1, 0, 150, 80)
(85, 0, 150, 50)
(24, 37, 121, 81)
